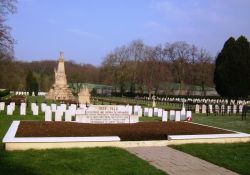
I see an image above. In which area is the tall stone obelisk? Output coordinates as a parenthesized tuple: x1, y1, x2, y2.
(46, 52, 75, 101)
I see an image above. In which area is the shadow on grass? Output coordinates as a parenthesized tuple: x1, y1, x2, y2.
(0, 150, 38, 175)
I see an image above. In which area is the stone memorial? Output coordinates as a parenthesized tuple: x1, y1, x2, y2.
(75, 105, 139, 124)
(78, 86, 91, 104)
(46, 52, 75, 101)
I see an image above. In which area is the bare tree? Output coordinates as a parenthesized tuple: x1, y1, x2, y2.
(0, 0, 16, 59)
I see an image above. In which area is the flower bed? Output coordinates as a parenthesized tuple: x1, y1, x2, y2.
(15, 121, 234, 141)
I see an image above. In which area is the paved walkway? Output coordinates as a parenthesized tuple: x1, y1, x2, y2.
(126, 146, 238, 175)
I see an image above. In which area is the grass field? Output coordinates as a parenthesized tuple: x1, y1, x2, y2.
(171, 142, 250, 175)
(0, 96, 165, 175)
(1, 95, 250, 175)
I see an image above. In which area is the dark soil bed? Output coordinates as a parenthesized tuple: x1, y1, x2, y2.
(15, 121, 234, 141)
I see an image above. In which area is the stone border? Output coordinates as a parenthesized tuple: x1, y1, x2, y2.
(2, 121, 250, 151)
(3, 121, 120, 143)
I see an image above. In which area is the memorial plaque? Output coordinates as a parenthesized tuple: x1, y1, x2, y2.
(76, 105, 138, 124)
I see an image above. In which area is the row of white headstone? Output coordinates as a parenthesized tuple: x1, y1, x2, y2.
(195, 104, 243, 114)
(14, 91, 46, 96)
(144, 107, 192, 121)
(138, 96, 249, 105)
(0, 102, 39, 116)
(1, 101, 192, 122)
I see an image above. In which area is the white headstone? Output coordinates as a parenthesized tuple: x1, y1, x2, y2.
(157, 108, 163, 117)
(10, 102, 15, 111)
(186, 111, 192, 121)
(79, 104, 86, 108)
(233, 105, 237, 114)
(144, 108, 149, 117)
(75, 109, 85, 122)
(65, 110, 72, 122)
(221, 105, 225, 113)
(60, 104, 67, 112)
(239, 105, 243, 113)
(0, 102, 5, 111)
(7, 105, 13, 115)
(227, 106, 231, 114)
(180, 109, 186, 121)
(55, 109, 63, 121)
(32, 105, 39, 115)
(51, 104, 57, 112)
(169, 110, 175, 121)
(20, 103, 26, 115)
(148, 108, 153, 117)
(201, 104, 206, 114)
(45, 107, 52, 121)
(153, 108, 158, 116)
(138, 108, 142, 117)
(215, 104, 219, 113)
(195, 104, 199, 113)
(175, 111, 181, 121)
(162, 111, 168, 121)
(127, 105, 133, 115)
(209, 104, 213, 114)
(41, 103, 47, 112)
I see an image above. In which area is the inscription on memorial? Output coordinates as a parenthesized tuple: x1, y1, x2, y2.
(76, 105, 138, 124)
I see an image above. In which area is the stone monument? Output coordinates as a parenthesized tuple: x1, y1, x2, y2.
(46, 52, 75, 101)
(78, 86, 91, 104)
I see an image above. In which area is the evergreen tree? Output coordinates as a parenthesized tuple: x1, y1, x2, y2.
(26, 71, 39, 96)
(214, 36, 250, 99)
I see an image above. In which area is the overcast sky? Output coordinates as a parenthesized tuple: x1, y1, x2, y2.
(7, 0, 250, 66)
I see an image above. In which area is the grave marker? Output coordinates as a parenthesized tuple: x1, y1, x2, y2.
(162, 111, 168, 121)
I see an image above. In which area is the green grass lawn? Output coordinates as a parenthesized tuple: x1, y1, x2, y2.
(0, 147, 165, 175)
(171, 142, 250, 175)
(192, 114, 250, 133)
(1, 96, 250, 175)
(0, 96, 166, 175)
